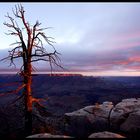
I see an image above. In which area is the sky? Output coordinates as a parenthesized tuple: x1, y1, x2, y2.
(0, 2, 140, 76)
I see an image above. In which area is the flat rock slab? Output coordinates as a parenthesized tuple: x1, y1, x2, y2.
(26, 133, 73, 138)
(88, 131, 125, 138)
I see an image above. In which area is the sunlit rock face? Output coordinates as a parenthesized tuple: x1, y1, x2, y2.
(88, 131, 125, 138)
(26, 133, 73, 138)
(64, 102, 114, 137)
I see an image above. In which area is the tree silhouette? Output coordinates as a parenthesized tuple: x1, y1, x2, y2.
(1, 4, 62, 137)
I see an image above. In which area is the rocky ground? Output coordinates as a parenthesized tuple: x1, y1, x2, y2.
(62, 98, 140, 138)
(27, 98, 140, 138)
(0, 97, 140, 138)
(26, 131, 125, 138)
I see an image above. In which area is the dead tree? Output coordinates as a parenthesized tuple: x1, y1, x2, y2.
(1, 4, 62, 137)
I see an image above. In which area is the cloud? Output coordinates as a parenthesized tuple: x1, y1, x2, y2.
(55, 41, 140, 73)
(1, 37, 140, 74)
(1, 3, 140, 75)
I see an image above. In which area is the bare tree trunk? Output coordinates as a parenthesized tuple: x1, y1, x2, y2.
(1, 4, 63, 137)
(24, 61, 32, 137)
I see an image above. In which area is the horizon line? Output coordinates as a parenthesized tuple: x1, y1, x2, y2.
(1, 71, 140, 77)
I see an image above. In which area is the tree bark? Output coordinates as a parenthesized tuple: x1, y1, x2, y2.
(24, 60, 32, 137)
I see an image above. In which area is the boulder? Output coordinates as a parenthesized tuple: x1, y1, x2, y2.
(26, 133, 72, 138)
(110, 98, 140, 130)
(88, 131, 125, 138)
(120, 110, 140, 135)
(64, 102, 113, 137)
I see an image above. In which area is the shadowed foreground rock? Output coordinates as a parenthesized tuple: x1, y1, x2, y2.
(120, 110, 140, 135)
(26, 133, 73, 138)
(64, 101, 113, 137)
(88, 131, 125, 138)
(110, 98, 140, 131)
(64, 98, 140, 138)
(26, 132, 125, 138)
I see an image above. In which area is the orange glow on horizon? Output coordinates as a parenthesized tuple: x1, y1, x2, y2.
(1, 70, 140, 76)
